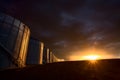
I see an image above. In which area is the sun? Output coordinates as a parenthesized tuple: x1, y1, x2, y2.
(68, 48, 107, 61)
(82, 55, 100, 60)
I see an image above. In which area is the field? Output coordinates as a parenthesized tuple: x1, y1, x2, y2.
(1, 59, 120, 80)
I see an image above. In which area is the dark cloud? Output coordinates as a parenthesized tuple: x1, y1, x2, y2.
(1, 0, 120, 60)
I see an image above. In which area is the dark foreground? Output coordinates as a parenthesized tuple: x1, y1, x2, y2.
(1, 59, 120, 80)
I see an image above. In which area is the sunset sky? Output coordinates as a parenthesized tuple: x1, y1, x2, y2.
(1, 0, 120, 60)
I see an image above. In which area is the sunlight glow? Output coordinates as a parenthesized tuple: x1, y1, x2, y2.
(82, 55, 100, 60)
(68, 47, 114, 61)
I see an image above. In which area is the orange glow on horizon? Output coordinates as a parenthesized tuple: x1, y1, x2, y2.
(82, 55, 100, 60)
(68, 47, 114, 61)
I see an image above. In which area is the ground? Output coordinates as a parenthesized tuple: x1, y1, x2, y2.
(1, 59, 120, 80)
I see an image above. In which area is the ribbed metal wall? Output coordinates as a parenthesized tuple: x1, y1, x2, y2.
(43, 48, 50, 64)
(26, 38, 44, 64)
(26, 38, 61, 65)
(0, 12, 63, 69)
(0, 12, 30, 68)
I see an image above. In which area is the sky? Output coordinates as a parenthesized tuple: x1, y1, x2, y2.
(0, 0, 120, 60)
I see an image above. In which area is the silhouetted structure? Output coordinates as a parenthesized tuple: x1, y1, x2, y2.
(26, 38, 61, 65)
(0, 12, 30, 69)
(0, 12, 63, 69)
(26, 38, 44, 64)
(43, 48, 50, 64)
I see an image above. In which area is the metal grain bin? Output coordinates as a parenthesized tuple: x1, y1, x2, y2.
(0, 12, 30, 69)
(26, 38, 44, 65)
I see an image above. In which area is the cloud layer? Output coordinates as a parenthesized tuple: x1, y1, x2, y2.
(1, 0, 120, 60)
